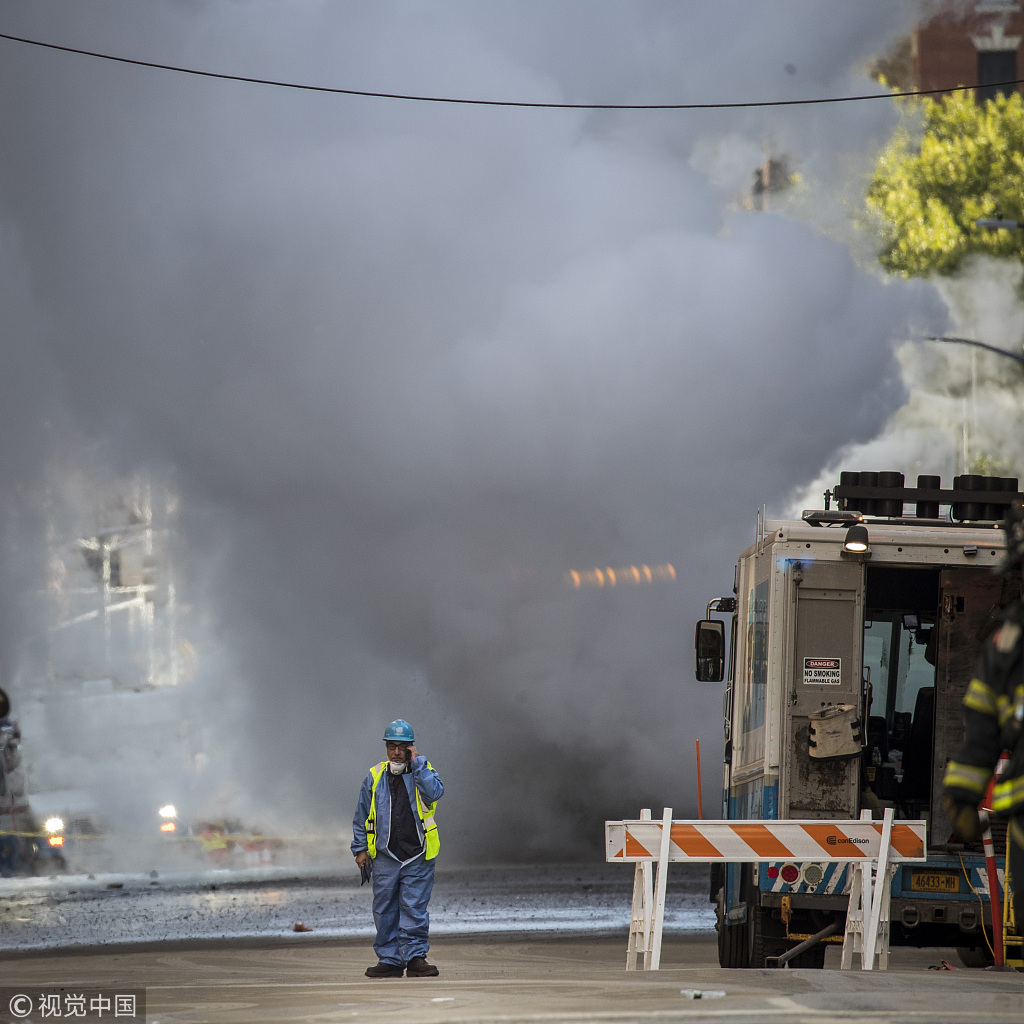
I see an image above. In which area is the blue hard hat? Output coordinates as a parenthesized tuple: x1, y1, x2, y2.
(383, 719, 415, 743)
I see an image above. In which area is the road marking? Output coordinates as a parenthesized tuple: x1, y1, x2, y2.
(767, 996, 812, 1013)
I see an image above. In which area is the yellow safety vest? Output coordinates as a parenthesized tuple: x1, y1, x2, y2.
(364, 761, 440, 861)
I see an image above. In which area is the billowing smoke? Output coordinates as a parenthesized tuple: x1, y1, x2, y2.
(0, 3, 949, 862)
(789, 255, 1024, 518)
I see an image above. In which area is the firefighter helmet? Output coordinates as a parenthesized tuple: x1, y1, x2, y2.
(1000, 500, 1024, 574)
(383, 719, 415, 743)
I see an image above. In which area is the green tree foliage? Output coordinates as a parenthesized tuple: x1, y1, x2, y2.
(867, 91, 1024, 277)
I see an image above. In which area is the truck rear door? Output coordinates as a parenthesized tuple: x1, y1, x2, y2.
(782, 559, 864, 820)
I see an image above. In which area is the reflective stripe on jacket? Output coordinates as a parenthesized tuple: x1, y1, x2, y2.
(351, 756, 443, 861)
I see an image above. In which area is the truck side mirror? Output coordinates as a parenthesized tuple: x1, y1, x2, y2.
(695, 619, 725, 682)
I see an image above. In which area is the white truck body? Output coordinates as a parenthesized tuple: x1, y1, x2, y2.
(704, 473, 1021, 968)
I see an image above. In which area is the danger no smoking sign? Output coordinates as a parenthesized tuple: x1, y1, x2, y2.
(803, 657, 841, 685)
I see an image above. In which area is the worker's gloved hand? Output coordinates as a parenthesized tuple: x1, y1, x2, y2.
(944, 795, 983, 843)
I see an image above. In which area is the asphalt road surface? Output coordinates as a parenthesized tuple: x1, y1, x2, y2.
(3, 935, 1023, 1024)
(0, 862, 712, 953)
(1, 863, 1022, 1023)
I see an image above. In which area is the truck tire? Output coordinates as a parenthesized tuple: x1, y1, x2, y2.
(748, 905, 787, 968)
(748, 905, 827, 968)
(715, 888, 749, 968)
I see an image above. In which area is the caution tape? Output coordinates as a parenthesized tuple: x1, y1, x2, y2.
(605, 818, 927, 863)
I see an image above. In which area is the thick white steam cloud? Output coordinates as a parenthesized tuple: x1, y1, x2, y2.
(0, 2, 949, 861)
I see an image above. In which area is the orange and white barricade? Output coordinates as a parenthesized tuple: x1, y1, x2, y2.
(605, 807, 925, 971)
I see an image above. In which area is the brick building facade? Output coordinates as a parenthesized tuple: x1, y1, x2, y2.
(915, 1, 1024, 99)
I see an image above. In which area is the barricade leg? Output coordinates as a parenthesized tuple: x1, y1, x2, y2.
(840, 861, 866, 970)
(626, 809, 653, 970)
(863, 808, 895, 971)
(841, 810, 872, 970)
(875, 864, 897, 971)
(648, 807, 672, 970)
(841, 808, 896, 970)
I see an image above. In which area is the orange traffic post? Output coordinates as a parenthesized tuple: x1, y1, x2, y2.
(695, 740, 703, 820)
(980, 751, 1011, 968)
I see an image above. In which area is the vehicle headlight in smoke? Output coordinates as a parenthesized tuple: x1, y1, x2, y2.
(44, 817, 65, 846)
(158, 804, 177, 819)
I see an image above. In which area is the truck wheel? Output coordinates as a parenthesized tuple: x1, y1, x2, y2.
(748, 906, 827, 968)
(715, 888, 749, 968)
(748, 905, 787, 968)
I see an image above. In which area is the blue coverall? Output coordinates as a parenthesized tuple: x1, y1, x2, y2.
(352, 756, 444, 965)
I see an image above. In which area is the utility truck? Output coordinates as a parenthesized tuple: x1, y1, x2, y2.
(696, 472, 1022, 968)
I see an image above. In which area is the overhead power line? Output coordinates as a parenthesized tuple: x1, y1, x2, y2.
(1, 29, 1022, 109)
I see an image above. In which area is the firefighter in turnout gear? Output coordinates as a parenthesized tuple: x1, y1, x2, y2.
(942, 500, 1024, 930)
(352, 719, 444, 978)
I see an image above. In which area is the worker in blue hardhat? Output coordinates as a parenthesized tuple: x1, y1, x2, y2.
(352, 719, 444, 978)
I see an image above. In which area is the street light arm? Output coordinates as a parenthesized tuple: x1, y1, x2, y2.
(974, 218, 1022, 231)
(924, 335, 1024, 366)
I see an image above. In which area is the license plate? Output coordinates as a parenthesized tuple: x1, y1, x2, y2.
(910, 871, 960, 894)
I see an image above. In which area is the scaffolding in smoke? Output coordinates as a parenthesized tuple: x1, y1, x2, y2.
(39, 473, 188, 694)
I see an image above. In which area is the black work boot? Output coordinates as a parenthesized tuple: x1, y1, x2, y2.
(365, 961, 404, 978)
(405, 956, 439, 977)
